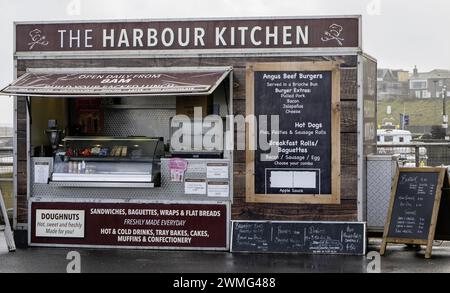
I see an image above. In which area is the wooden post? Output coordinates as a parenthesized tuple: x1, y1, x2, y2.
(380, 239, 387, 256)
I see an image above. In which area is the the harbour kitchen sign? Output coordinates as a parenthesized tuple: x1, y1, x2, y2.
(16, 17, 360, 52)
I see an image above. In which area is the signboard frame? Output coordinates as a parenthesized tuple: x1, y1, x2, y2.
(380, 167, 447, 259)
(28, 199, 230, 251)
(13, 16, 362, 58)
(231, 220, 366, 255)
(245, 61, 341, 204)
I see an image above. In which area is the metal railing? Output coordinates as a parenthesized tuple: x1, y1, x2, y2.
(0, 136, 13, 224)
(377, 142, 450, 167)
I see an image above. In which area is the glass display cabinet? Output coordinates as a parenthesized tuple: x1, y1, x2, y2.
(52, 136, 164, 185)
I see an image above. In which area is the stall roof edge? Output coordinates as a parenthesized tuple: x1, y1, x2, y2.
(0, 66, 232, 97)
(12, 15, 362, 25)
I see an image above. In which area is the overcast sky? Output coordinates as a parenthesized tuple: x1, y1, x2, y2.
(0, 0, 449, 125)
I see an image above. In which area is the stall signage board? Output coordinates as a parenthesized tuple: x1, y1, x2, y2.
(231, 221, 365, 255)
(30, 202, 228, 249)
(1, 70, 228, 96)
(15, 17, 360, 53)
(380, 168, 448, 258)
(246, 62, 340, 204)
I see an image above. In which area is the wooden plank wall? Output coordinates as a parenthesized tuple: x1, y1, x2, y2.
(16, 55, 359, 224)
(16, 97, 27, 224)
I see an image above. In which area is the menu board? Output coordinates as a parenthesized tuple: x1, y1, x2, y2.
(246, 62, 340, 204)
(381, 168, 448, 259)
(387, 172, 439, 239)
(231, 221, 365, 255)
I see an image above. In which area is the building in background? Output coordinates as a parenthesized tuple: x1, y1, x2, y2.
(409, 66, 450, 99)
(0, 124, 13, 147)
(377, 68, 409, 100)
(0, 123, 13, 213)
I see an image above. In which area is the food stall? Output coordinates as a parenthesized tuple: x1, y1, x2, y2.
(1, 16, 377, 252)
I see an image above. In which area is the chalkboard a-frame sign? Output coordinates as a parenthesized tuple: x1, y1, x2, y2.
(380, 168, 448, 259)
(245, 61, 341, 204)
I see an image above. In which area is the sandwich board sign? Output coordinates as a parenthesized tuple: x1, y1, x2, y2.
(380, 168, 449, 259)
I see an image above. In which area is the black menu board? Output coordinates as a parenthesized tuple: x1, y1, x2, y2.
(246, 62, 340, 204)
(254, 71, 331, 195)
(387, 172, 439, 239)
(381, 168, 447, 259)
(232, 221, 365, 255)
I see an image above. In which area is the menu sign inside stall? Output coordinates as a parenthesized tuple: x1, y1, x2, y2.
(381, 168, 449, 259)
(246, 62, 340, 204)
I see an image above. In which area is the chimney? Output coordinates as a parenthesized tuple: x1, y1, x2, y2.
(413, 65, 418, 77)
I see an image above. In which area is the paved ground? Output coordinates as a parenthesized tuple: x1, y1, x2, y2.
(1, 232, 450, 273)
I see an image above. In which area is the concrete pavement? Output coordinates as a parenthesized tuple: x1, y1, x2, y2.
(1, 232, 450, 273)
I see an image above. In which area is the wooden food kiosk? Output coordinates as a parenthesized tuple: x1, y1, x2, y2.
(0, 16, 377, 253)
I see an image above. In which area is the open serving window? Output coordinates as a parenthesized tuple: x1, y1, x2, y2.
(1, 66, 233, 196)
(1, 66, 233, 249)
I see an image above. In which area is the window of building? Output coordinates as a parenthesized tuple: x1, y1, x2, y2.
(399, 137, 404, 143)
(415, 91, 421, 98)
(384, 136, 393, 142)
(410, 80, 427, 90)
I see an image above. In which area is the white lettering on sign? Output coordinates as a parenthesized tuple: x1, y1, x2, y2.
(103, 29, 114, 48)
(162, 28, 175, 47)
(85, 29, 93, 48)
(117, 29, 130, 48)
(133, 29, 144, 47)
(69, 29, 80, 48)
(54, 25, 311, 49)
(216, 27, 227, 46)
(194, 28, 205, 47)
(250, 26, 262, 46)
(35, 209, 85, 238)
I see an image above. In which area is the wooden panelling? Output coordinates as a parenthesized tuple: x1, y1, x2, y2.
(18, 55, 357, 72)
(340, 68, 358, 100)
(233, 150, 245, 164)
(231, 198, 357, 221)
(232, 68, 247, 99)
(17, 98, 27, 118)
(341, 133, 358, 165)
(16, 194, 28, 223)
(340, 101, 357, 133)
(232, 99, 246, 116)
(341, 165, 358, 199)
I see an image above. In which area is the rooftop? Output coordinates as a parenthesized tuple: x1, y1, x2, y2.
(412, 69, 450, 80)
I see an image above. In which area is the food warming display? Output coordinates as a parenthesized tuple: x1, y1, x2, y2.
(52, 136, 164, 184)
